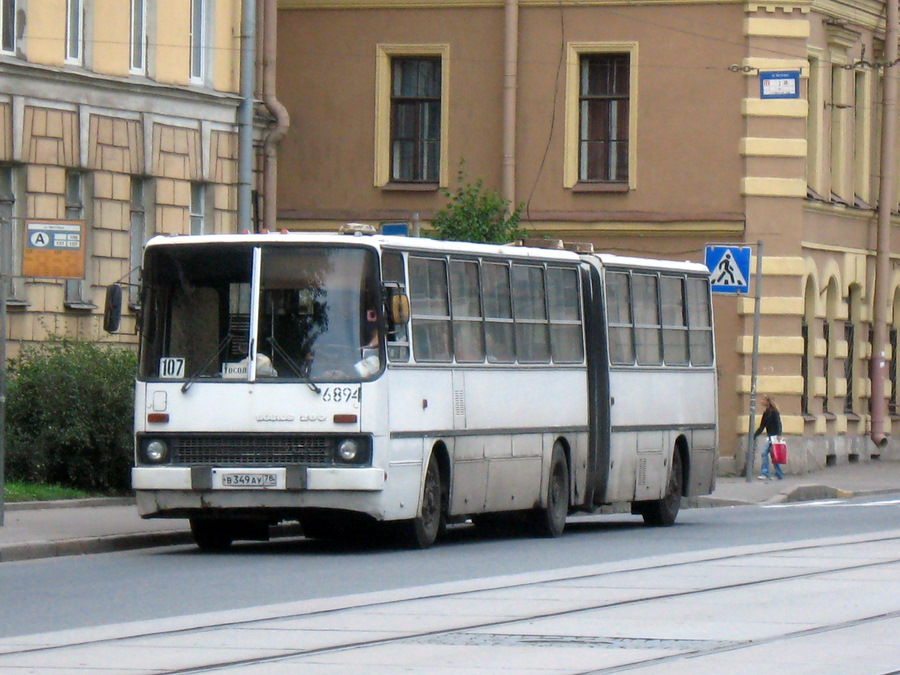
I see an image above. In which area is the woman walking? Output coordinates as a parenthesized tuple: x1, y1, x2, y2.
(753, 394, 784, 480)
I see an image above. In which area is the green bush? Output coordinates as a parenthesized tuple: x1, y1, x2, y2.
(431, 164, 525, 244)
(5, 337, 137, 494)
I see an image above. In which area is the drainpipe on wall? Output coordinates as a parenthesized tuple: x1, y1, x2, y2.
(237, 0, 256, 231)
(870, 1, 898, 450)
(501, 0, 518, 209)
(261, 0, 290, 233)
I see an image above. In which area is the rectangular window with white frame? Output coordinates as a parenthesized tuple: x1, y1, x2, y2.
(374, 44, 450, 188)
(190, 0, 206, 82)
(1, 0, 15, 54)
(0, 164, 23, 303)
(565, 43, 638, 190)
(66, 0, 84, 64)
(64, 170, 94, 309)
(190, 181, 206, 235)
(130, 0, 147, 74)
(130, 176, 151, 307)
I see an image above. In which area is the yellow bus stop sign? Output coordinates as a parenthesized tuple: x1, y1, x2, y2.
(23, 220, 85, 279)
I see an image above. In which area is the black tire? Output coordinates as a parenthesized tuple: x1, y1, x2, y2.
(532, 445, 569, 538)
(190, 517, 234, 552)
(399, 453, 444, 549)
(641, 449, 683, 527)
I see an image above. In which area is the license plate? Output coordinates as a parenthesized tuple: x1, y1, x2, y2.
(212, 469, 285, 489)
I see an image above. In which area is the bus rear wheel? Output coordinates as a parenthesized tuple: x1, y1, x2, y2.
(400, 453, 444, 549)
(532, 445, 569, 538)
(190, 517, 234, 551)
(640, 450, 683, 527)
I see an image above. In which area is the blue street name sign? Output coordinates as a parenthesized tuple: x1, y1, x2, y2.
(705, 245, 751, 294)
(760, 71, 800, 100)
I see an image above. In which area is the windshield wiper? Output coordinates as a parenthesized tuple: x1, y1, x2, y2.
(266, 337, 321, 394)
(181, 335, 232, 393)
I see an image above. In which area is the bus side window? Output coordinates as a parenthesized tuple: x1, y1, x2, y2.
(512, 264, 550, 363)
(606, 271, 634, 365)
(382, 251, 410, 362)
(687, 277, 714, 365)
(483, 262, 515, 363)
(660, 275, 689, 366)
(409, 256, 452, 362)
(633, 273, 662, 366)
(450, 259, 485, 363)
(547, 266, 584, 363)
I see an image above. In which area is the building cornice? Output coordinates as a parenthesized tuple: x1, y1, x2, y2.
(280, 0, 747, 9)
(0, 58, 243, 124)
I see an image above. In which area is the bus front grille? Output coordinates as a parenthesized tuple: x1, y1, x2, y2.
(172, 435, 332, 466)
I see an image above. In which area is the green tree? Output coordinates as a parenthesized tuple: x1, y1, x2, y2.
(6, 337, 137, 493)
(431, 165, 525, 244)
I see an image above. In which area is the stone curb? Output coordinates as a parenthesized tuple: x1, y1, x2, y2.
(0, 530, 194, 563)
(0, 522, 304, 564)
(4, 497, 135, 511)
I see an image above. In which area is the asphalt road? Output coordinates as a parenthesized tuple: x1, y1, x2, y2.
(2, 493, 899, 639)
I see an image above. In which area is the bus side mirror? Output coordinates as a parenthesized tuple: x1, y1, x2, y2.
(103, 285, 123, 333)
(389, 293, 410, 325)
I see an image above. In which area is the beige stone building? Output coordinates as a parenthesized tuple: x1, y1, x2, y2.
(0, 0, 248, 347)
(275, 0, 900, 471)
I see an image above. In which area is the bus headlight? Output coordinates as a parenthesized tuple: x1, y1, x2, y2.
(143, 439, 169, 464)
(337, 439, 360, 463)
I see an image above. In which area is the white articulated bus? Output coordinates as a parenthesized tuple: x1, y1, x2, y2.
(116, 227, 717, 550)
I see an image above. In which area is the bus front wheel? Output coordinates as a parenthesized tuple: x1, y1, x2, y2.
(532, 445, 569, 538)
(400, 453, 444, 549)
(640, 450, 683, 527)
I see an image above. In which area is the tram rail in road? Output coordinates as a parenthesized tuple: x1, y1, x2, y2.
(2, 529, 900, 673)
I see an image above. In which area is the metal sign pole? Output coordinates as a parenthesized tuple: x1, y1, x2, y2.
(744, 241, 763, 481)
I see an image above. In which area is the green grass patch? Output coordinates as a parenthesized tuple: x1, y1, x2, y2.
(3, 482, 101, 503)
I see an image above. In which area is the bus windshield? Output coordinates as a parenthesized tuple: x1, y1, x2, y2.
(139, 243, 382, 384)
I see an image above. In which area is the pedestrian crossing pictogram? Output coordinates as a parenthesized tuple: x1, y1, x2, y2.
(705, 245, 751, 294)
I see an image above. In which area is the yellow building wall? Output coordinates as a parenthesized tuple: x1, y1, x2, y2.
(213, 0, 241, 93)
(26, 0, 67, 66)
(92, 0, 131, 77)
(155, 0, 191, 85)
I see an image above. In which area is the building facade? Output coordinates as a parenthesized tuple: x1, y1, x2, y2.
(275, 0, 900, 471)
(0, 0, 246, 348)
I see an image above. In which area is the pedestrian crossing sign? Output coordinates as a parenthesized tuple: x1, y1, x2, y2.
(705, 245, 751, 294)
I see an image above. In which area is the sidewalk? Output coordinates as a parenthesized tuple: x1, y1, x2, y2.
(1, 459, 899, 563)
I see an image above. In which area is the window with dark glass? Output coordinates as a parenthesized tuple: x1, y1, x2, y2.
(391, 57, 441, 183)
(450, 259, 484, 363)
(844, 321, 855, 413)
(66, 0, 83, 64)
(1, 0, 14, 53)
(890, 327, 898, 415)
(131, 0, 146, 73)
(579, 53, 629, 183)
(409, 256, 451, 362)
